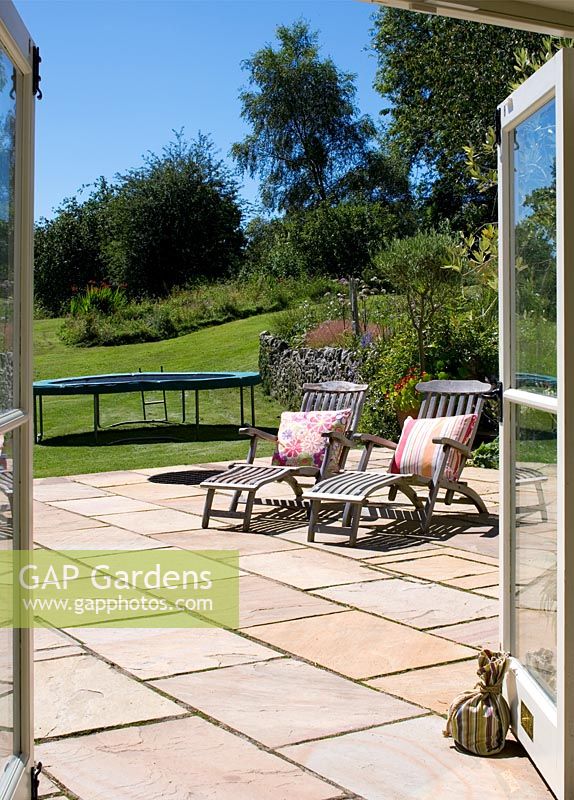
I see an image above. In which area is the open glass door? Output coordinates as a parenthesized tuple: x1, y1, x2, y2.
(0, 4, 36, 800)
(499, 48, 574, 798)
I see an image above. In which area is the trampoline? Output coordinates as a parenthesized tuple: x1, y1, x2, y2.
(33, 371, 261, 443)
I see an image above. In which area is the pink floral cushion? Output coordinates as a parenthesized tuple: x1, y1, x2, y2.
(272, 409, 352, 475)
(390, 413, 478, 482)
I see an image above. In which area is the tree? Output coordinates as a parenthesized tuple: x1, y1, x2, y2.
(232, 21, 374, 213)
(374, 230, 458, 371)
(106, 132, 244, 296)
(34, 133, 245, 311)
(245, 201, 403, 280)
(34, 181, 113, 315)
(372, 9, 544, 226)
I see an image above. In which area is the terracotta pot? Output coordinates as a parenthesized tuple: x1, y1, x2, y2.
(397, 408, 419, 427)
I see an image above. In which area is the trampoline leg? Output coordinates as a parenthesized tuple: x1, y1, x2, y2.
(250, 386, 255, 426)
(181, 390, 186, 423)
(195, 389, 199, 437)
(93, 394, 100, 444)
(34, 393, 44, 443)
(240, 386, 245, 427)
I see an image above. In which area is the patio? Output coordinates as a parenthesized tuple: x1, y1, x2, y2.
(31, 450, 553, 799)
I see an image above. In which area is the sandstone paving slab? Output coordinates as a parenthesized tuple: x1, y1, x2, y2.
(464, 466, 500, 483)
(33, 482, 110, 503)
(35, 654, 184, 739)
(431, 616, 500, 649)
(37, 716, 341, 800)
(34, 627, 77, 651)
(151, 528, 304, 556)
(246, 610, 476, 679)
(33, 502, 107, 533)
(367, 545, 499, 567)
(151, 495, 271, 517)
(281, 714, 552, 800)
(151, 495, 215, 514)
(65, 623, 280, 678)
(34, 476, 73, 485)
(71, 470, 150, 487)
(383, 554, 497, 582)
(473, 584, 499, 598)
(34, 524, 165, 552)
(276, 527, 436, 560)
(35, 645, 85, 662)
(38, 771, 60, 797)
(103, 481, 207, 502)
(48, 496, 162, 516)
(368, 658, 479, 715)
(444, 571, 499, 590)
(136, 464, 202, 475)
(238, 548, 386, 590)
(95, 508, 204, 534)
(422, 525, 500, 559)
(313, 578, 499, 629)
(235, 575, 344, 627)
(152, 658, 422, 747)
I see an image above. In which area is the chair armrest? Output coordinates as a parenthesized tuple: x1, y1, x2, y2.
(321, 430, 355, 450)
(353, 432, 398, 451)
(239, 427, 278, 443)
(432, 437, 471, 458)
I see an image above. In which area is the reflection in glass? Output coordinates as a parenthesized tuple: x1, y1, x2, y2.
(0, 429, 14, 778)
(0, 48, 15, 416)
(512, 406, 557, 701)
(513, 99, 557, 396)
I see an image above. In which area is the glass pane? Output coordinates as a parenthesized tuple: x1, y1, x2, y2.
(512, 405, 557, 701)
(0, 429, 14, 778)
(0, 49, 16, 415)
(513, 98, 557, 397)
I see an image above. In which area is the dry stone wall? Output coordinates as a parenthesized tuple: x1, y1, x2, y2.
(259, 331, 361, 409)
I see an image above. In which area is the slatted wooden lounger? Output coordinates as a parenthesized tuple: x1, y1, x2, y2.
(304, 379, 494, 545)
(201, 380, 368, 532)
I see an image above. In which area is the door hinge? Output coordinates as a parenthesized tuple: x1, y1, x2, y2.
(32, 46, 42, 100)
(31, 762, 42, 800)
(483, 380, 503, 423)
(490, 380, 504, 423)
(495, 107, 502, 147)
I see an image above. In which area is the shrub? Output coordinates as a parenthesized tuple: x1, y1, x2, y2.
(69, 283, 128, 317)
(372, 230, 459, 371)
(59, 276, 336, 347)
(244, 201, 402, 280)
(356, 302, 498, 441)
(469, 436, 499, 469)
(34, 184, 112, 316)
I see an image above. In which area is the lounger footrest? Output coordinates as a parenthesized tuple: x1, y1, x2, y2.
(304, 470, 409, 504)
(201, 464, 298, 492)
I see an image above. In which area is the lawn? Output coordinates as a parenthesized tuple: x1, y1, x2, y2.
(33, 314, 284, 477)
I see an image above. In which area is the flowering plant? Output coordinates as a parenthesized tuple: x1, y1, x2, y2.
(387, 368, 432, 413)
(387, 367, 449, 413)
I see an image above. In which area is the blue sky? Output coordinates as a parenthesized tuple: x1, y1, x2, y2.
(17, 0, 384, 221)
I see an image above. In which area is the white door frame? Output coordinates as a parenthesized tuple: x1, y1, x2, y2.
(499, 48, 574, 799)
(0, 3, 35, 800)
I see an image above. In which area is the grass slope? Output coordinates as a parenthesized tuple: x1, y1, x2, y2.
(34, 314, 283, 477)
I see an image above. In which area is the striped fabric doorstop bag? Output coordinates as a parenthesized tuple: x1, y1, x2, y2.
(443, 649, 510, 756)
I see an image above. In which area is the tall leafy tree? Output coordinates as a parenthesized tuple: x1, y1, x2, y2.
(106, 132, 244, 296)
(372, 9, 544, 226)
(34, 181, 113, 315)
(232, 20, 375, 212)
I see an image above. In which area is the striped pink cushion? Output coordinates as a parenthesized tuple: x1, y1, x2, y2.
(390, 414, 478, 482)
